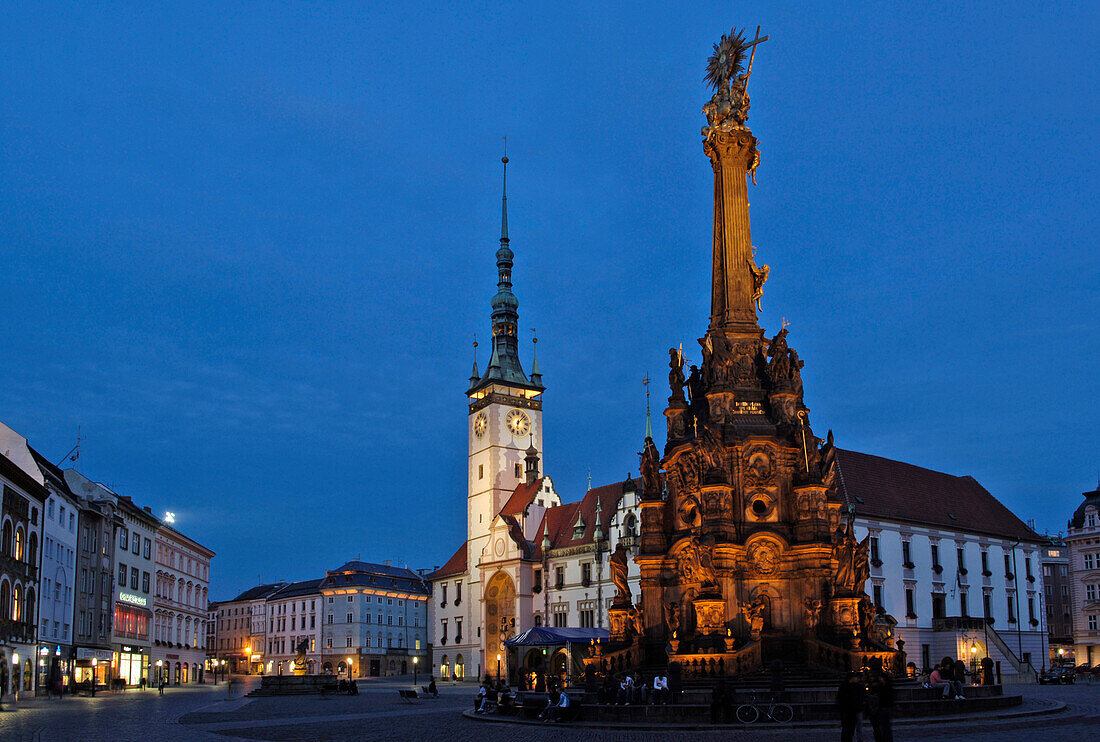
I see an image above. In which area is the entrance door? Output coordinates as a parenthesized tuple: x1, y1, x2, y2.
(370, 659, 380, 677)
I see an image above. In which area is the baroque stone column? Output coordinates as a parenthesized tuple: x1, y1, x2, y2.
(704, 126, 760, 334)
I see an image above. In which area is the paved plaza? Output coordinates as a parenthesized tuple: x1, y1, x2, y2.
(0, 677, 1098, 742)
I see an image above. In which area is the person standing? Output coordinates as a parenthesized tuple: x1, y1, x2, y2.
(836, 671, 866, 742)
(866, 666, 894, 742)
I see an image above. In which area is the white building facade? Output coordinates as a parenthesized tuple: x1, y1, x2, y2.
(152, 525, 214, 684)
(263, 579, 323, 675)
(32, 451, 79, 692)
(319, 561, 429, 678)
(837, 449, 1047, 682)
(1066, 485, 1100, 667)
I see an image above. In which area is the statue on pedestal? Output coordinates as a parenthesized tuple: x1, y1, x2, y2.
(742, 596, 767, 641)
(610, 544, 631, 606)
(668, 348, 686, 401)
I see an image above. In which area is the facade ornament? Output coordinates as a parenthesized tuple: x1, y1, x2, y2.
(803, 598, 823, 635)
(832, 518, 871, 596)
(639, 436, 663, 497)
(741, 595, 767, 641)
(747, 250, 770, 312)
(668, 347, 687, 401)
(664, 601, 681, 639)
(609, 544, 631, 605)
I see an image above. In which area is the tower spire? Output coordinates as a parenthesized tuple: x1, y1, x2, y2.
(501, 138, 509, 242)
(469, 337, 480, 385)
(643, 373, 653, 439)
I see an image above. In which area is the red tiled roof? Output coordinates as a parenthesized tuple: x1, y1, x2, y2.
(499, 477, 545, 517)
(532, 478, 636, 557)
(836, 449, 1039, 542)
(429, 541, 468, 580)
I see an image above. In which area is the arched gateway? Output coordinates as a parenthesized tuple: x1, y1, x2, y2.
(484, 571, 516, 680)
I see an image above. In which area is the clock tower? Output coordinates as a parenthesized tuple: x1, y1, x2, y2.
(466, 155, 545, 551)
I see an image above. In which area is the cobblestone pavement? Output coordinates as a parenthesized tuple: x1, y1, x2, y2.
(2, 677, 1098, 741)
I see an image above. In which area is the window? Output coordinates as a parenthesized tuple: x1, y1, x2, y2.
(981, 550, 990, 574)
(1085, 553, 1096, 570)
(118, 564, 127, 587)
(327, 614, 333, 625)
(901, 541, 912, 567)
(957, 547, 966, 573)
(347, 613, 353, 623)
(555, 567, 565, 590)
(346, 637, 352, 647)
(131, 567, 138, 588)
(142, 572, 150, 593)
(983, 594, 992, 620)
(365, 614, 371, 624)
(144, 538, 151, 559)
(326, 637, 333, 648)
(1087, 584, 1098, 601)
(348, 596, 353, 602)
(1006, 596, 1016, 623)
(1025, 557, 1033, 579)
(1004, 553, 1013, 577)
(872, 584, 883, 608)
(931, 593, 945, 619)
(455, 617, 462, 639)
(132, 536, 139, 555)
(1028, 596, 1036, 623)
(515, 463, 522, 478)
(869, 537, 879, 563)
(441, 619, 448, 640)
(478, 465, 484, 480)
(120, 529, 128, 551)
(904, 588, 915, 617)
(931, 544, 941, 570)
(960, 591, 969, 617)
(582, 562, 592, 585)
(1089, 615, 1098, 631)
(1043, 565, 1052, 577)
(533, 570, 542, 593)
(455, 582, 461, 603)
(441, 584, 447, 603)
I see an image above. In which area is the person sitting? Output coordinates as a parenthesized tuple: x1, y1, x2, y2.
(475, 683, 491, 713)
(497, 683, 514, 713)
(929, 662, 963, 699)
(653, 673, 669, 705)
(543, 688, 571, 722)
(617, 674, 635, 705)
(422, 677, 438, 698)
(346, 678, 359, 695)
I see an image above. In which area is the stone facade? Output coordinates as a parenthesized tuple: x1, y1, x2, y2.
(1066, 486, 1100, 667)
(152, 525, 214, 685)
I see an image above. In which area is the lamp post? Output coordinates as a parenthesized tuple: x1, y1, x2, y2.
(90, 657, 97, 697)
(245, 646, 252, 675)
(496, 653, 501, 683)
(12, 653, 18, 703)
(413, 656, 418, 687)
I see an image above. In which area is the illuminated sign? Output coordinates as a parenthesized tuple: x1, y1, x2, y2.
(118, 592, 148, 607)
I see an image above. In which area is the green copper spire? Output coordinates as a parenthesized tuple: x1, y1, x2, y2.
(468, 153, 544, 394)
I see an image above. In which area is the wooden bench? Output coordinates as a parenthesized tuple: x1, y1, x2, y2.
(398, 689, 421, 703)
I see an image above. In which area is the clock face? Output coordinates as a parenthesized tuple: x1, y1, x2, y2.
(473, 412, 488, 439)
(505, 409, 530, 437)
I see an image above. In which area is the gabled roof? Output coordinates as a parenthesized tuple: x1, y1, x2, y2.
(530, 477, 636, 558)
(835, 449, 1039, 543)
(268, 578, 324, 600)
(226, 583, 287, 602)
(428, 541, 468, 580)
(499, 477, 546, 517)
(320, 560, 428, 595)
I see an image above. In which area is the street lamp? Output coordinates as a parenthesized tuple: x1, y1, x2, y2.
(90, 657, 97, 697)
(413, 656, 418, 687)
(245, 646, 252, 675)
(346, 656, 354, 679)
(12, 653, 18, 701)
(496, 653, 501, 682)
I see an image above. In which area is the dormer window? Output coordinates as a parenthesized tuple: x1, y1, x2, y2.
(573, 514, 586, 539)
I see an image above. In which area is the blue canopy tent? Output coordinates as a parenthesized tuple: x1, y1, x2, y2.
(504, 627, 609, 685)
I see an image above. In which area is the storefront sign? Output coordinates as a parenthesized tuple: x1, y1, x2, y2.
(166, 654, 179, 659)
(118, 592, 148, 607)
(76, 648, 114, 661)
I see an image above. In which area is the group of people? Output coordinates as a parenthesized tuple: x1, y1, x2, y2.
(474, 679, 515, 714)
(927, 657, 969, 699)
(836, 664, 895, 742)
(596, 671, 672, 705)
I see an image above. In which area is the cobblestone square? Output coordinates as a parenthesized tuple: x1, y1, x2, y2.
(0, 678, 1097, 742)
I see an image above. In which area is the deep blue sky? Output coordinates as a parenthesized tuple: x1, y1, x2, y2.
(2, 3, 1097, 598)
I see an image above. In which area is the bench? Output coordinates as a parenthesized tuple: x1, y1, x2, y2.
(398, 689, 421, 703)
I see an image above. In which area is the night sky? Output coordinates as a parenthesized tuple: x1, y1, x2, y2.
(2, 3, 1097, 599)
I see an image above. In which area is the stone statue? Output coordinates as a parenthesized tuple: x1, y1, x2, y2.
(832, 519, 871, 597)
(870, 608, 897, 648)
(627, 604, 644, 636)
(668, 348, 686, 401)
(686, 365, 707, 427)
(639, 436, 662, 497)
(742, 596, 767, 641)
(803, 598, 823, 634)
(766, 329, 791, 385)
(609, 544, 630, 605)
(664, 601, 681, 638)
(747, 252, 769, 312)
(679, 533, 718, 589)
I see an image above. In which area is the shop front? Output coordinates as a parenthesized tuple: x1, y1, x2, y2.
(36, 645, 70, 694)
(115, 645, 148, 686)
(113, 598, 151, 687)
(74, 647, 112, 689)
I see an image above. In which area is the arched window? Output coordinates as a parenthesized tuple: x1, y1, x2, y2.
(12, 584, 22, 622)
(455, 654, 465, 679)
(1, 521, 10, 555)
(440, 655, 449, 678)
(27, 533, 37, 566)
(14, 527, 24, 561)
(0, 580, 10, 619)
(24, 587, 34, 622)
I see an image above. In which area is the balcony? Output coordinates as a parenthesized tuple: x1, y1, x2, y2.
(0, 618, 35, 644)
(0, 554, 38, 584)
(932, 617, 990, 632)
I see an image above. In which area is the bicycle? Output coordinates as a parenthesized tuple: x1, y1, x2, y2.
(734, 692, 794, 724)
